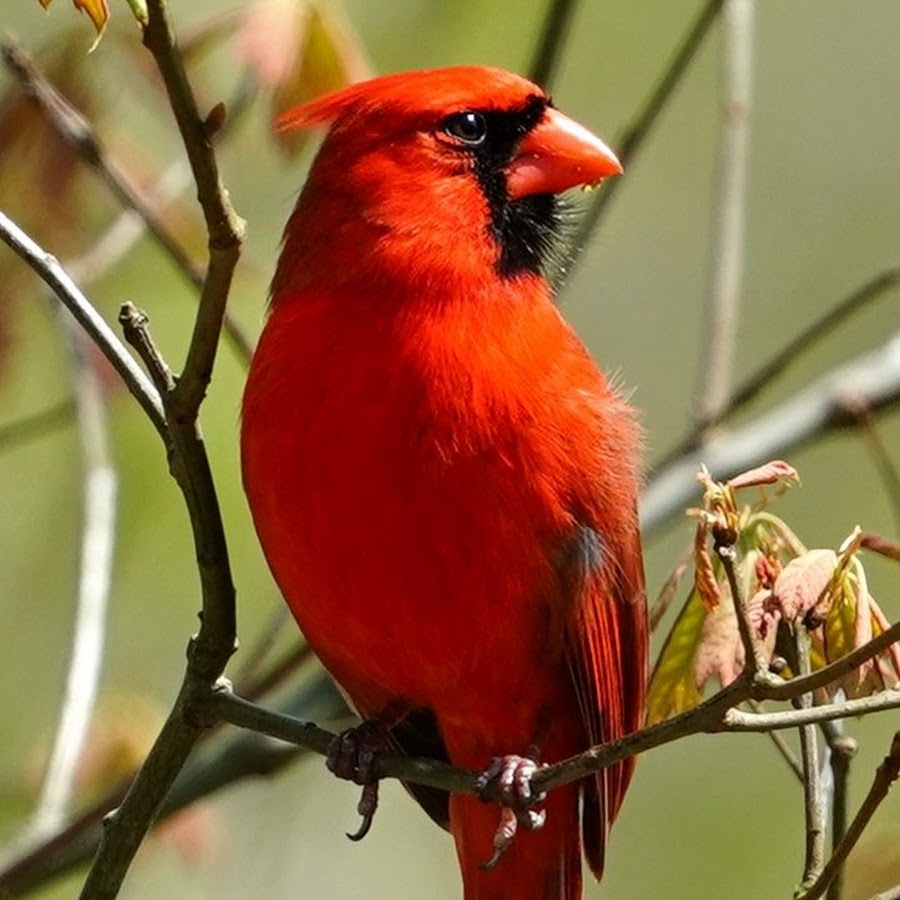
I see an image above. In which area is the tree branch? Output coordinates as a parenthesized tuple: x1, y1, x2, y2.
(559, 0, 727, 282)
(76, 1, 241, 895)
(0, 211, 166, 436)
(798, 732, 900, 900)
(0, 37, 254, 363)
(141, 0, 246, 415)
(642, 330, 900, 531)
(2, 321, 117, 860)
(656, 265, 900, 470)
(695, 0, 753, 429)
(795, 622, 826, 892)
(0, 399, 74, 453)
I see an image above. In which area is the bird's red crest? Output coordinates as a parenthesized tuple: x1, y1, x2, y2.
(277, 65, 544, 134)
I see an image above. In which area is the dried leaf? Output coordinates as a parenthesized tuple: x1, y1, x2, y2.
(41, 0, 110, 47)
(727, 460, 799, 491)
(693, 515, 721, 610)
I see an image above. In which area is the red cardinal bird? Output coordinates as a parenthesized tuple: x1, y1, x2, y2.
(242, 66, 647, 900)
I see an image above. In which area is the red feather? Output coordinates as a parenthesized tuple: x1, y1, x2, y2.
(242, 66, 646, 899)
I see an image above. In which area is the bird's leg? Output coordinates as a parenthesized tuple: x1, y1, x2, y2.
(475, 748, 547, 869)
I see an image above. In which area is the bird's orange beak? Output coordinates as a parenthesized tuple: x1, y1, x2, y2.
(506, 107, 623, 200)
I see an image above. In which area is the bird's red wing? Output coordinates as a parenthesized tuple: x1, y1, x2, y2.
(565, 511, 647, 879)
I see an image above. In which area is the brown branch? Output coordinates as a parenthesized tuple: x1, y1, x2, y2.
(0, 211, 166, 435)
(141, 1, 246, 415)
(77, 1, 241, 895)
(798, 731, 900, 900)
(758, 616, 900, 702)
(724, 690, 900, 731)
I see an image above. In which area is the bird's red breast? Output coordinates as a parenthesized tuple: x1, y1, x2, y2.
(242, 65, 646, 900)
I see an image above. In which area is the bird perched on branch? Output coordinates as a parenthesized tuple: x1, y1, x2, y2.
(242, 65, 647, 900)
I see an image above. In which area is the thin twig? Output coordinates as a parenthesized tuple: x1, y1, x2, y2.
(12, 645, 900, 898)
(0, 675, 346, 896)
(642, 330, 900, 532)
(559, 0, 727, 283)
(0, 37, 255, 363)
(3, 321, 117, 859)
(850, 404, 900, 535)
(823, 718, 857, 900)
(0, 399, 75, 452)
(649, 542, 693, 631)
(717, 539, 768, 677)
(795, 622, 826, 892)
(0, 39, 201, 288)
(655, 265, 900, 470)
(527, 0, 579, 88)
(747, 699, 804, 781)
(798, 732, 900, 900)
(695, 0, 753, 430)
(232, 604, 292, 688)
(0, 210, 166, 435)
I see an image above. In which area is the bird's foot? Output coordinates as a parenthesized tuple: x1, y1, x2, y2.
(326, 721, 388, 842)
(475, 752, 547, 869)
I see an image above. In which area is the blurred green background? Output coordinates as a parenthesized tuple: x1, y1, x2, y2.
(1, 1, 899, 898)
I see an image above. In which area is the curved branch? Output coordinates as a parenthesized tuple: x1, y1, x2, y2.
(0, 210, 166, 436)
(642, 330, 900, 531)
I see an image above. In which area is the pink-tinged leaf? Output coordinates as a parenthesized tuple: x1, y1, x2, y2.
(728, 460, 799, 491)
(693, 597, 743, 690)
(870, 600, 900, 688)
(236, 0, 304, 88)
(771, 549, 837, 622)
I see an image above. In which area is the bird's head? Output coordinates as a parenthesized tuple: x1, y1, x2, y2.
(274, 66, 622, 296)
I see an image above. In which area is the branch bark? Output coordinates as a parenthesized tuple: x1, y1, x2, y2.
(642, 330, 900, 531)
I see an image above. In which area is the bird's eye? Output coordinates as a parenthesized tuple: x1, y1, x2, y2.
(442, 111, 487, 146)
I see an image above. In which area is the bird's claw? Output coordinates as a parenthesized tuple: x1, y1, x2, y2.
(476, 753, 547, 869)
(326, 722, 386, 841)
